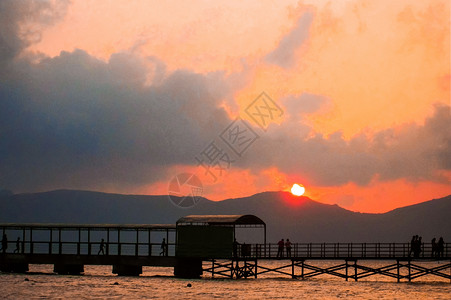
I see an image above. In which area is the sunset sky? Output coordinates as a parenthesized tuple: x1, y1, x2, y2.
(0, 0, 450, 213)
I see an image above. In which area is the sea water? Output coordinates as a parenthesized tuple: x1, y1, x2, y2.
(1, 261, 450, 299)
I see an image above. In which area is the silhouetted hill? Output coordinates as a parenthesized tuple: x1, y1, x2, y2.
(0, 190, 450, 242)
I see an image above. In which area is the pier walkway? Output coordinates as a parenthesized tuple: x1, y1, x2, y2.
(0, 217, 449, 282)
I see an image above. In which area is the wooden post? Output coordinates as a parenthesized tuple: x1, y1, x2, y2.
(118, 229, 121, 256)
(58, 228, 62, 254)
(397, 260, 400, 283)
(255, 259, 257, 278)
(301, 260, 304, 279)
(148, 229, 151, 256)
(77, 228, 81, 255)
(107, 228, 110, 255)
(408, 259, 411, 282)
(354, 260, 357, 281)
(22, 228, 25, 254)
(212, 259, 215, 278)
(49, 228, 53, 254)
(135, 229, 139, 256)
(88, 228, 91, 255)
(166, 229, 169, 256)
(345, 260, 349, 281)
(30, 228, 33, 254)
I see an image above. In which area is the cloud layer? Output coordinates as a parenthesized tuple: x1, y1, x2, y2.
(0, 0, 449, 208)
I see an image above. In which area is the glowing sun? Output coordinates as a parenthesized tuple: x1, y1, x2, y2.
(291, 183, 305, 196)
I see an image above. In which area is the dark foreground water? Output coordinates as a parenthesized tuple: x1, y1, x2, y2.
(2, 261, 450, 299)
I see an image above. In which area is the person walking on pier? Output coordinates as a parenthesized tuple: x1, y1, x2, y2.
(277, 239, 284, 258)
(285, 239, 292, 257)
(14, 237, 20, 253)
(431, 238, 437, 257)
(98, 238, 105, 255)
(437, 237, 445, 258)
(0, 233, 7, 253)
(160, 238, 167, 256)
(414, 236, 423, 258)
(409, 235, 417, 258)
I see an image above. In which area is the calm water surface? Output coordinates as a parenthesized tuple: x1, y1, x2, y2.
(2, 261, 450, 299)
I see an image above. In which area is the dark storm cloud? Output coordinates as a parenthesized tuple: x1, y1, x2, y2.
(0, 49, 236, 192)
(265, 11, 313, 68)
(1, 46, 449, 192)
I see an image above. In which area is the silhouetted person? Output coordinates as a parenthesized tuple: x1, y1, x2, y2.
(98, 238, 105, 255)
(431, 238, 437, 257)
(233, 238, 240, 258)
(14, 237, 20, 253)
(160, 238, 167, 256)
(437, 237, 445, 258)
(414, 236, 422, 258)
(277, 239, 284, 258)
(0, 233, 7, 253)
(285, 239, 292, 257)
(409, 235, 417, 258)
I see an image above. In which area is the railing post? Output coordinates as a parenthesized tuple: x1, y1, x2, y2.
(88, 228, 91, 255)
(30, 229, 33, 254)
(107, 228, 110, 256)
(22, 228, 25, 254)
(77, 228, 81, 255)
(58, 228, 62, 255)
(135, 229, 139, 256)
(118, 230, 121, 256)
(49, 228, 53, 255)
(345, 260, 349, 281)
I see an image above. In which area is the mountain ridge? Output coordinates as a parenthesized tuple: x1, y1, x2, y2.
(1, 189, 450, 242)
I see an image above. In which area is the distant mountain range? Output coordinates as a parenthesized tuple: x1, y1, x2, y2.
(0, 189, 450, 243)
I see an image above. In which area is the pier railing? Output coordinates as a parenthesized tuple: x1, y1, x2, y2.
(4, 241, 177, 257)
(236, 243, 450, 259)
(2, 241, 449, 259)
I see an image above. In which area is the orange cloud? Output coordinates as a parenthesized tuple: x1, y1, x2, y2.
(238, 0, 450, 138)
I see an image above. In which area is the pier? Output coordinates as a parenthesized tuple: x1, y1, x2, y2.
(0, 215, 450, 282)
